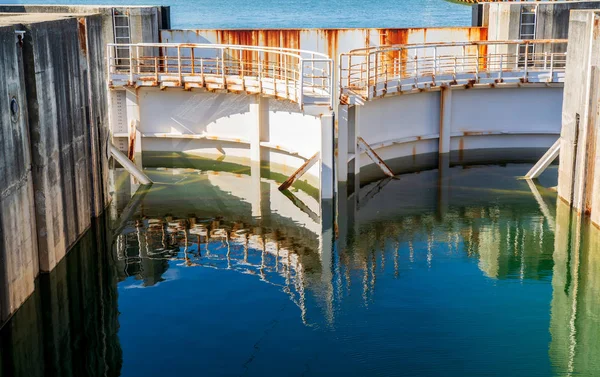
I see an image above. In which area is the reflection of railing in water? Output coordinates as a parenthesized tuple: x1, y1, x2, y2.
(340, 39, 568, 101)
(115, 217, 315, 323)
(114, 200, 555, 324)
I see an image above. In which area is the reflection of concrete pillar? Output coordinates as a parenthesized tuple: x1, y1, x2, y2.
(337, 182, 358, 251)
(437, 153, 450, 219)
(439, 87, 452, 155)
(320, 197, 335, 324)
(250, 162, 262, 218)
(250, 95, 270, 163)
(320, 113, 335, 200)
(549, 199, 587, 376)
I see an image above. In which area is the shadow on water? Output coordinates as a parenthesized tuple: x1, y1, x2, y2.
(3, 161, 600, 376)
(0, 215, 122, 377)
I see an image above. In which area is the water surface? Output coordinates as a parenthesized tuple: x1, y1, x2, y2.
(2, 0, 472, 29)
(2, 163, 600, 377)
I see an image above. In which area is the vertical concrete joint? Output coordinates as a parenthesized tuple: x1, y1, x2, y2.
(439, 87, 452, 155)
(320, 112, 335, 201)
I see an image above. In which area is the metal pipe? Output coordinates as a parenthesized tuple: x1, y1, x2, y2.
(110, 143, 152, 185)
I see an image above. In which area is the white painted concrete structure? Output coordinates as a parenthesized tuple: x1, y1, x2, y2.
(107, 38, 568, 207)
(337, 39, 567, 183)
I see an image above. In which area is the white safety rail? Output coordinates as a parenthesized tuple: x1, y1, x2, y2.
(107, 43, 334, 109)
(339, 39, 568, 101)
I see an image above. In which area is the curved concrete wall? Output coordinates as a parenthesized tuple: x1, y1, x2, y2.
(119, 89, 323, 185)
(342, 86, 564, 182)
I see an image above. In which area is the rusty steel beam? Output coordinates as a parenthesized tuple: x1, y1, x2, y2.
(278, 152, 319, 192)
(357, 137, 395, 178)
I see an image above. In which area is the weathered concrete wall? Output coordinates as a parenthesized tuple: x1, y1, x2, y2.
(0, 9, 134, 323)
(0, 217, 122, 377)
(480, 1, 600, 53)
(557, 10, 600, 225)
(0, 5, 170, 44)
(0, 25, 38, 323)
(21, 17, 96, 272)
(82, 15, 110, 216)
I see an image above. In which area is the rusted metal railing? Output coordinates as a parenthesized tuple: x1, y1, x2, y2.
(339, 39, 568, 101)
(107, 43, 334, 109)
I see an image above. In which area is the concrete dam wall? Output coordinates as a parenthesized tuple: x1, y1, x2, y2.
(0, 13, 110, 322)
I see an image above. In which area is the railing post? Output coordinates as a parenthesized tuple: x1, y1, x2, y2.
(549, 52, 554, 83)
(366, 53, 371, 99)
(433, 46, 438, 77)
(461, 45, 466, 73)
(200, 58, 205, 87)
(258, 51, 263, 93)
(154, 57, 158, 83)
(374, 52, 379, 98)
(177, 46, 182, 86)
(136, 45, 140, 75)
(129, 45, 134, 84)
(524, 42, 529, 80)
(329, 59, 334, 109)
(221, 47, 226, 88)
(299, 59, 304, 108)
(544, 51, 548, 70)
(499, 53, 503, 80)
(475, 45, 480, 80)
(311, 53, 315, 89)
(191, 48, 195, 74)
(414, 51, 418, 87)
(284, 54, 289, 99)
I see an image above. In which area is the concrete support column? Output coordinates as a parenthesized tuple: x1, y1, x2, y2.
(320, 113, 335, 201)
(337, 105, 349, 183)
(557, 11, 600, 226)
(250, 95, 270, 163)
(439, 87, 452, 155)
(125, 88, 142, 168)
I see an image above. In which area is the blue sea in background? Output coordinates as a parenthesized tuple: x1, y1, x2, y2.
(3, 0, 472, 28)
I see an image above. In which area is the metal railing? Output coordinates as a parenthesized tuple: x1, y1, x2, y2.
(340, 39, 568, 101)
(107, 43, 334, 109)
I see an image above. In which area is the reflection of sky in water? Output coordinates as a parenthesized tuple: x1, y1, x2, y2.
(110, 163, 587, 377)
(4, 163, 600, 377)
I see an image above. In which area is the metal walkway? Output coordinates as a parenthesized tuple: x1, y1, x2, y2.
(107, 43, 334, 109)
(339, 39, 568, 102)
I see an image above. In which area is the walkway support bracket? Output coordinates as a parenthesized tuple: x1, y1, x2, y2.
(110, 143, 152, 185)
(357, 137, 395, 178)
(279, 152, 319, 192)
(525, 138, 561, 179)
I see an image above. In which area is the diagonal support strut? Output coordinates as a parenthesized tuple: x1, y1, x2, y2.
(357, 137, 395, 177)
(525, 138, 560, 179)
(279, 152, 320, 191)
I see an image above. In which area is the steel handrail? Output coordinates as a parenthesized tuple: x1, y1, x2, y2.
(107, 43, 334, 109)
(339, 39, 568, 101)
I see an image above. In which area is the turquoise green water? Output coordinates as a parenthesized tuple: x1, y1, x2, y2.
(2, 0, 472, 29)
(2, 163, 600, 376)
